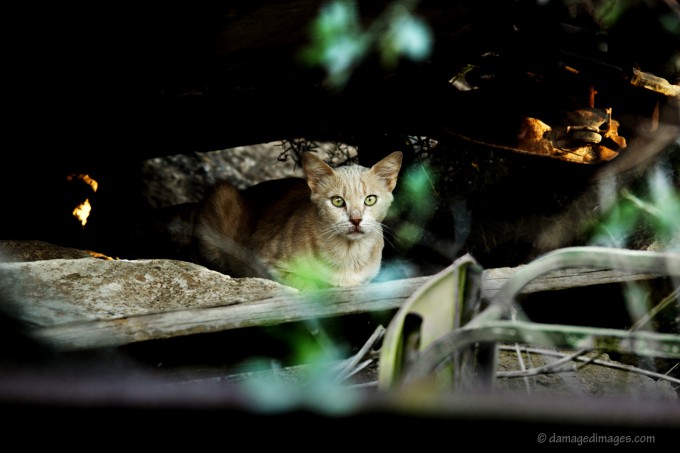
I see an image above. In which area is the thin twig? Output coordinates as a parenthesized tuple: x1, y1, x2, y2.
(662, 362, 680, 392)
(341, 359, 374, 381)
(524, 344, 536, 388)
(514, 343, 532, 394)
(629, 286, 680, 332)
(499, 347, 591, 378)
(663, 362, 679, 378)
(573, 350, 606, 371)
(348, 380, 379, 389)
(333, 325, 385, 383)
(511, 309, 532, 394)
(496, 345, 680, 385)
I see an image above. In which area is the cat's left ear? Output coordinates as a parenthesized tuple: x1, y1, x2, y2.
(370, 151, 403, 192)
(302, 152, 335, 191)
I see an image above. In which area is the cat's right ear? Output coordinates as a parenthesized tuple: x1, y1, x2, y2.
(302, 152, 335, 191)
(371, 151, 403, 192)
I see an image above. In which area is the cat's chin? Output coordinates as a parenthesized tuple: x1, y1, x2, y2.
(345, 231, 365, 240)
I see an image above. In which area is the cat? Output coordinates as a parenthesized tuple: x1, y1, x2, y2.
(193, 151, 403, 290)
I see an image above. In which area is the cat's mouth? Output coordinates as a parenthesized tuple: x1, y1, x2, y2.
(346, 226, 365, 238)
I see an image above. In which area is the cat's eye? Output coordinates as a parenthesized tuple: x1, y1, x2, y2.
(331, 196, 345, 207)
(364, 195, 377, 206)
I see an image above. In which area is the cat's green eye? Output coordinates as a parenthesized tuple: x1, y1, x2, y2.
(364, 195, 377, 206)
(331, 196, 345, 207)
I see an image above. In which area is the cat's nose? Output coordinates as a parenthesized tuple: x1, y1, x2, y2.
(350, 217, 362, 226)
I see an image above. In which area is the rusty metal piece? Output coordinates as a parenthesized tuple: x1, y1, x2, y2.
(560, 51, 680, 98)
(513, 107, 627, 164)
(445, 49, 680, 164)
(570, 129, 602, 144)
(628, 68, 680, 98)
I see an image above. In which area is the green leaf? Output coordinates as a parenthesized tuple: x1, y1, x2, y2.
(390, 15, 432, 61)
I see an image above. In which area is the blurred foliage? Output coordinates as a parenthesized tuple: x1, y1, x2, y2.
(384, 154, 438, 256)
(234, 320, 359, 414)
(593, 0, 635, 29)
(595, 0, 680, 37)
(281, 256, 337, 290)
(589, 144, 680, 251)
(301, 0, 432, 88)
(594, 0, 680, 75)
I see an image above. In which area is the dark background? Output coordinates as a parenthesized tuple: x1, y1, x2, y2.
(4, 1, 679, 270)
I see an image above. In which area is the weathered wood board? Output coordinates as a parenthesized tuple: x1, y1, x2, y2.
(30, 266, 660, 351)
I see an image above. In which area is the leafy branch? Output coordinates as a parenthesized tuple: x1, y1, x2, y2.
(301, 0, 432, 89)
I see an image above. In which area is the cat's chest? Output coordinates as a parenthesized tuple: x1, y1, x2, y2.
(330, 264, 379, 286)
(325, 238, 377, 265)
(263, 234, 383, 287)
(320, 238, 383, 285)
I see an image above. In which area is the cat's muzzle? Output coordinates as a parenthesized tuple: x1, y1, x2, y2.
(347, 226, 365, 238)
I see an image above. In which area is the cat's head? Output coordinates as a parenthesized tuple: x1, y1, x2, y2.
(302, 151, 403, 240)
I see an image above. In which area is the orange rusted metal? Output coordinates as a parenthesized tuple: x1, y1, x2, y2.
(514, 107, 627, 164)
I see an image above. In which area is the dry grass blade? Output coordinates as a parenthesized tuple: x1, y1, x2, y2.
(333, 325, 385, 383)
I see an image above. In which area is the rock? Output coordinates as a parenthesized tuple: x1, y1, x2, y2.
(0, 256, 296, 327)
(139, 142, 304, 209)
(0, 240, 97, 262)
(139, 140, 357, 209)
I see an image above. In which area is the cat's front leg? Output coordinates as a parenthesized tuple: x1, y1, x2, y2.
(266, 256, 337, 291)
(268, 268, 329, 291)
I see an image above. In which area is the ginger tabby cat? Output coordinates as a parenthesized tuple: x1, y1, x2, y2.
(193, 151, 403, 290)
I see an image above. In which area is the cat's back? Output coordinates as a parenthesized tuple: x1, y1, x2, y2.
(244, 177, 316, 242)
(196, 176, 311, 237)
(242, 177, 310, 213)
(193, 176, 313, 277)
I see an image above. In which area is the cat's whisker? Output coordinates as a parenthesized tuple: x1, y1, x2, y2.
(371, 222, 394, 236)
(320, 224, 344, 240)
(378, 228, 398, 249)
(362, 222, 382, 234)
(380, 223, 396, 234)
(381, 230, 396, 241)
(383, 237, 397, 250)
(376, 223, 399, 249)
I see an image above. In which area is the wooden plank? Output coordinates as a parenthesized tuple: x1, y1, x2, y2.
(31, 268, 659, 351)
(31, 277, 428, 350)
(482, 266, 660, 294)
